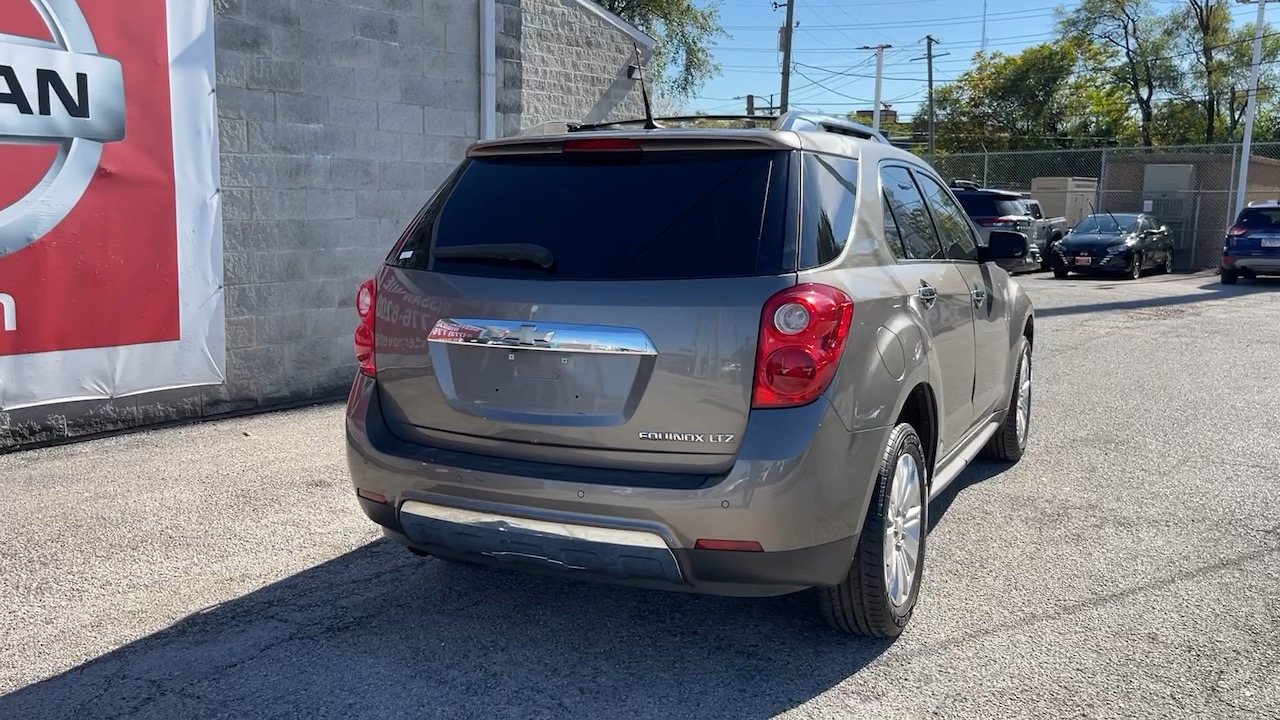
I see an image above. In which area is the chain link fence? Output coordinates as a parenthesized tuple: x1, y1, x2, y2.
(926, 142, 1280, 271)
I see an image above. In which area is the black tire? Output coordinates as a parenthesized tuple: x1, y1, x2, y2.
(1042, 236, 1061, 270)
(1161, 252, 1173, 275)
(1221, 269, 1239, 285)
(1053, 267, 1070, 279)
(1126, 252, 1143, 280)
(816, 423, 928, 638)
(981, 337, 1032, 463)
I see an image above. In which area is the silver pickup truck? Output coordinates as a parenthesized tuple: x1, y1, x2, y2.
(1019, 196, 1069, 265)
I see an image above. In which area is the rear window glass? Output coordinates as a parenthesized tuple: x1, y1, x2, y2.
(1237, 207, 1280, 229)
(956, 194, 1026, 218)
(393, 149, 792, 280)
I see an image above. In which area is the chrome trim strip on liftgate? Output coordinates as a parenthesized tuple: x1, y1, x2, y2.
(427, 318, 658, 355)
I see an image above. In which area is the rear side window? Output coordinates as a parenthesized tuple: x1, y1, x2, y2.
(881, 166, 944, 260)
(393, 149, 792, 280)
(956, 193, 1026, 218)
(1237, 207, 1280, 229)
(800, 153, 858, 268)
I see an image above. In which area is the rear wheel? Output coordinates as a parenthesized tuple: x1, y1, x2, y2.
(982, 337, 1032, 463)
(1161, 252, 1173, 274)
(1221, 268, 1239, 285)
(816, 423, 927, 638)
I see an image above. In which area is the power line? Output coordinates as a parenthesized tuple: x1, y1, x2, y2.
(726, 6, 1061, 31)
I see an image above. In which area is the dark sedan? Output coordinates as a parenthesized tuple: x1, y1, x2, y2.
(1051, 212, 1175, 280)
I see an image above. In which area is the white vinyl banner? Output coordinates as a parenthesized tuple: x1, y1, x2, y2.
(0, 0, 225, 409)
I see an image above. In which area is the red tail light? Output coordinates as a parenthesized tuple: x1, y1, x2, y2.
(752, 283, 854, 409)
(1228, 225, 1248, 236)
(354, 278, 377, 376)
(563, 138, 641, 152)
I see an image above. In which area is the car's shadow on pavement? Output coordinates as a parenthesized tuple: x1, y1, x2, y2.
(1, 540, 899, 719)
(927, 459, 1010, 533)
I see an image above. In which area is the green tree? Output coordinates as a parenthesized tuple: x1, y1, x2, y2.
(1218, 23, 1280, 141)
(1167, 0, 1233, 142)
(919, 44, 1079, 152)
(1059, 47, 1142, 144)
(596, 0, 726, 102)
(1060, 0, 1178, 146)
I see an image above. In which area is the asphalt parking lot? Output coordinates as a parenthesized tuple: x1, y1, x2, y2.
(2, 270, 1279, 720)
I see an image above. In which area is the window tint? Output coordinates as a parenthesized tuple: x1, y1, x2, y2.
(1026, 201, 1043, 219)
(393, 149, 791, 280)
(882, 193, 907, 259)
(800, 153, 858, 268)
(1237, 207, 1280, 229)
(880, 166, 944, 260)
(956, 193, 1026, 218)
(915, 173, 979, 262)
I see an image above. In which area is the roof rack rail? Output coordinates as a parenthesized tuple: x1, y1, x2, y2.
(558, 115, 778, 133)
(526, 112, 891, 143)
(949, 179, 981, 189)
(773, 112, 889, 144)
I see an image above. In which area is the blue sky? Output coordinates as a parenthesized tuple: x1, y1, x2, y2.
(685, 0, 1264, 120)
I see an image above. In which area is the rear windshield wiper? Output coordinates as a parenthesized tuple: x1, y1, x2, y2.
(431, 243, 557, 271)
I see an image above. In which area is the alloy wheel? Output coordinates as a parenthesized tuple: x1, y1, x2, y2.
(1015, 345, 1032, 448)
(883, 452, 923, 609)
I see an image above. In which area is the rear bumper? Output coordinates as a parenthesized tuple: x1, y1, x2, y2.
(345, 373, 887, 596)
(1224, 253, 1280, 273)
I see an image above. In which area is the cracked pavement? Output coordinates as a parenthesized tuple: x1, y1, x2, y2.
(2, 271, 1278, 719)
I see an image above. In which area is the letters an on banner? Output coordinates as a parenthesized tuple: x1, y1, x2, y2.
(0, 0, 224, 409)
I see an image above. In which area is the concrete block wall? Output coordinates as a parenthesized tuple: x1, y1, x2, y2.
(2, 0, 653, 450)
(215, 0, 482, 413)
(497, 0, 652, 136)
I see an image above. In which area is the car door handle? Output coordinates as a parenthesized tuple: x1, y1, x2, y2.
(916, 284, 938, 304)
(970, 287, 987, 307)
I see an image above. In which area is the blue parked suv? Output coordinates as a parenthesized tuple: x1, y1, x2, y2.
(1223, 200, 1280, 284)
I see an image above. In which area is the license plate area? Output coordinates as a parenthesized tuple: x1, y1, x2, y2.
(1261, 236, 1280, 248)
(1075, 256, 1093, 265)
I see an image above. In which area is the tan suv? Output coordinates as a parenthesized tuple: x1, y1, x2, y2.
(345, 113, 1036, 637)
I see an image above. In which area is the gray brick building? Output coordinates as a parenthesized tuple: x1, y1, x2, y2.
(0, 0, 653, 449)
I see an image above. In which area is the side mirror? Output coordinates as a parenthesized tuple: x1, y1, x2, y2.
(980, 230, 1029, 262)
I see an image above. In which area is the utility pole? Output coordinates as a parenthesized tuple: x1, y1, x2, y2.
(747, 94, 756, 115)
(981, 0, 988, 52)
(860, 44, 892, 132)
(913, 36, 948, 158)
(1236, 0, 1269, 218)
(776, 0, 797, 113)
(925, 36, 937, 157)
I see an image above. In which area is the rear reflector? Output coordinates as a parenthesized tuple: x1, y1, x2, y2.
(563, 138, 641, 152)
(694, 539, 764, 552)
(357, 488, 389, 504)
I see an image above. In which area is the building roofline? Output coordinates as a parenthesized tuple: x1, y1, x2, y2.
(564, 0, 658, 56)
